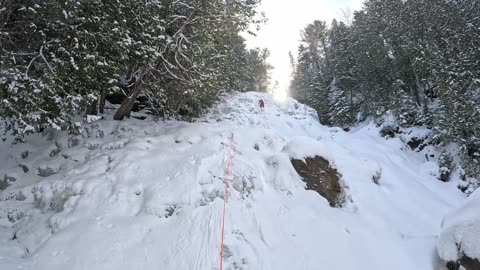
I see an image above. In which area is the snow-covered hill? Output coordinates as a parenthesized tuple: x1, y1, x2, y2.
(0, 92, 468, 269)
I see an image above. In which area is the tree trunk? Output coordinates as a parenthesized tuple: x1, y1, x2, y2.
(113, 81, 143, 121)
(99, 90, 106, 114)
(412, 67, 423, 107)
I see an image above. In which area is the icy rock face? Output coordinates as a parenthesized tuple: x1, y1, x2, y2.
(438, 188, 480, 270)
(291, 156, 344, 207)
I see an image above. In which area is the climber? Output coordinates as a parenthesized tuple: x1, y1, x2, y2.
(259, 99, 265, 109)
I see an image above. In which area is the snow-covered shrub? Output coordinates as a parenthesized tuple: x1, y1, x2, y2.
(438, 151, 455, 182)
(461, 140, 480, 187)
(380, 124, 399, 138)
(328, 78, 358, 128)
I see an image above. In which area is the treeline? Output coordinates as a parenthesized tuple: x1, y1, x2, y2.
(0, 0, 271, 137)
(290, 0, 480, 180)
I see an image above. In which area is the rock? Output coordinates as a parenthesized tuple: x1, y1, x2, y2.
(164, 205, 177, 218)
(291, 156, 344, 207)
(458, 256, 480, 270)
(49, 147, 61, 157)
(446, 256, 480, 270)
(19, 164, 29, 173)
(21, 151, 30, 159)
(37, 166, 57, 177)
(372, 169, 382, 185)
(0, 175, 17, 190)
(16, 192, 26, 201)
(407, 137, 426, 151)
(68, 137, 80, 148)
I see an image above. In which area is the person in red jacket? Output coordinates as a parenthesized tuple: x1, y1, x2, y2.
(259, 99, 265, 109)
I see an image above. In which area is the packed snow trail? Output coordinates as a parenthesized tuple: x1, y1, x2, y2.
(0, 92, 466, 270)
(219, 133, 235, 270)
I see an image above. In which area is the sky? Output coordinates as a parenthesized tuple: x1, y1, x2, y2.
(245, 0, 365, 94)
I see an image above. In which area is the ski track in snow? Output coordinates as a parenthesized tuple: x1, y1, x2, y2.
(0, 91, 467, 270)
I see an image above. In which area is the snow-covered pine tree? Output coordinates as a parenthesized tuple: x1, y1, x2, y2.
(429, 0, 480, 179)
(291, 21, 331, 124)
(328, 79, 354, 128)
(141, 0, 266, 120)
(1, 0, 268, 132)
(245, 48, 272, 92)
(290, 0, 479, 182)
(1, 0, 168, 136)
(326, 20, 358, 128)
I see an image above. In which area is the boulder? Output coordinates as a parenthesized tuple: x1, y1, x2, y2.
(407, 137, 426, 151)
(446, 256, 480, 270)
(291, 156, 344, 207)
(0, 174, 16, 190)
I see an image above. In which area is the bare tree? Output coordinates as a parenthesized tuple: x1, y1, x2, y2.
(338, 7, 353, 26)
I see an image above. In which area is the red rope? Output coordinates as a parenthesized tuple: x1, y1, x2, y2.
(220, 134, 234, 270)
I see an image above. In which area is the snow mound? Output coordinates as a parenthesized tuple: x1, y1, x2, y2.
(437, 188, 480, 262)
(0, 91, 467, 270)
(282, 136, 334, 161)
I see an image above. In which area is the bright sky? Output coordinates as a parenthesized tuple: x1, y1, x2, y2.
(245, 0, 364, 94)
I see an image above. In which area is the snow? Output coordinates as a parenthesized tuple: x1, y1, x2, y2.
(84, 115, 102, 124)
(437, 188, 480, 262)
(281, 136, 334, 161)
(0, 91, 467, 270)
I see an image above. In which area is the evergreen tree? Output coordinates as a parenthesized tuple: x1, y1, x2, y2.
(291, 21, 330, 124)
(290, 0, 480, 180)
(243, 48, 272, 92)
(0, 0, 268, 135)
(326, 20, 358, 127)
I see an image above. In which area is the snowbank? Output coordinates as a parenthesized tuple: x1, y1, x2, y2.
(282, 136, 334, 162)
(437, 188, 480, 262)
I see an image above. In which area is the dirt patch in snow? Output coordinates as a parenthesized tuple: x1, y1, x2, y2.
(291, 156, 343, 207)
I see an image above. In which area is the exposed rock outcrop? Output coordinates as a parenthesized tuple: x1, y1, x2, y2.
(291, 156, 344, 207)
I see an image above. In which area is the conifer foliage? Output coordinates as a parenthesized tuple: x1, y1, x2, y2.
(0, 0, 271, 138)
(290, 0, 480, 180)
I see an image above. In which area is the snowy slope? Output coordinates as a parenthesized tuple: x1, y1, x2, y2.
(0, 92, 466, 270)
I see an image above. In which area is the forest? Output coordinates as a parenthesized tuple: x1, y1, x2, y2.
(290, 0, 480, 184)
(0, 0, 272, 136)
